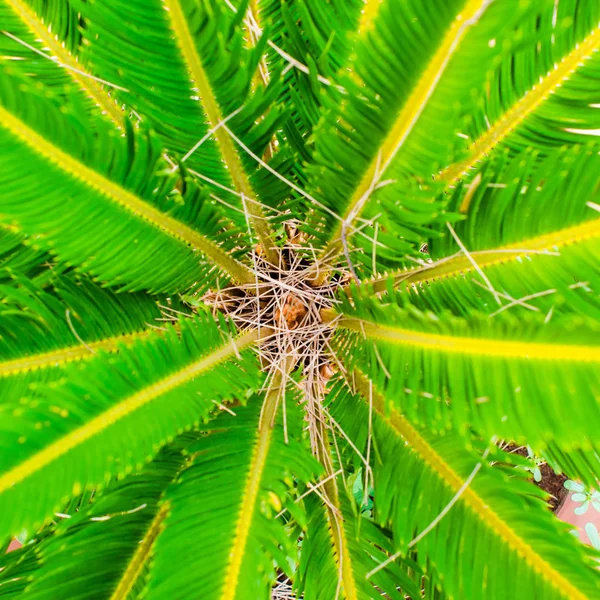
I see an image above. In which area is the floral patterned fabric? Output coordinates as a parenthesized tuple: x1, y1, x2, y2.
(557, 480, 600, 550)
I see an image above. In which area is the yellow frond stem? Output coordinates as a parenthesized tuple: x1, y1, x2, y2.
(0, 328, 156, 378)
(315, 424, 360, 600)
(163, 0, 279, 265)
(110, 503, 171, 600)
(338, 317, 600, 363)
(220, 369, 282, 600)
(357, 0, 384, 34)
(372, 217, 600, 291)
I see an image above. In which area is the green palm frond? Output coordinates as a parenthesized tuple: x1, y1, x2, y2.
(328, 375, 600, 600)
(1, 0, 600, 597)
(333, 289, 600, 452)
(0, 228, 55, 286)
(298, 472, 423, 600)
(304, 0, 532, 272)
(440, 0, 600, 184)
(0, 314, 261, 540)
(147, 399, 318, 600)
(73, 0, 284, 260)
(0, 72, 252, 291)
(294, 402, 422, 600)
(0, 543, 39, 596)
(0, 438, 191, 599)
(1, 0, 124, 125)
(258, 0, 363, 154)
(370, 147, 599, 323)
(0, 402, 316, 600)
(434, 146, 599, 259)
(0, 274, 166, 409)
(6, 0, 81, 54)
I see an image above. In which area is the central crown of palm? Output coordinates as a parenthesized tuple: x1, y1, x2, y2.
(0, 0, 599, 598)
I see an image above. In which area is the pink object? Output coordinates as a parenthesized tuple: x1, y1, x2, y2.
(6, 538, 22, 553)
(556, 480, 600, 549)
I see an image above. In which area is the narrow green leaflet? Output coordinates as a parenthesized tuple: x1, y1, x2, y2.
(0, 314, 261, 540)
(0, 228, 54, 286)
(257, 0, 363, 154)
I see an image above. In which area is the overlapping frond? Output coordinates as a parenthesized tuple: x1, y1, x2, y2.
(333, 289, 600, 455)
(433, 144, 600, 258)
(296, 420, 362, 600)
(0, 72, 253, 291)
(0, 274, 168, 410)
(0, 438, 193, 599)
(327, 375, 600, 600)
(147, 396, 318, 600)
(370, 239, 600, 422)
(305, 0, 530, 274)
(0, 541, 40, 596)
(297, 460, 422, 599)
(0, 313, 261, 540)
(0, 277, 163, 376)
(73, 0, 285, 260)
(257, 0, 363, 152)
(369, 147, 600, 321)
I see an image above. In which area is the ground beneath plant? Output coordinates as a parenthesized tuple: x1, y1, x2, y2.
(538, 462, 569, 512)
(505, 445, 568, 511)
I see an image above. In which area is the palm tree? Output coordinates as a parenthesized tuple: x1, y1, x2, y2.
(0, 0, 599, 597)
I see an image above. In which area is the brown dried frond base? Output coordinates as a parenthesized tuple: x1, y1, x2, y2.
(203, 234, 342, 376)
(202, 228, 347, 454)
